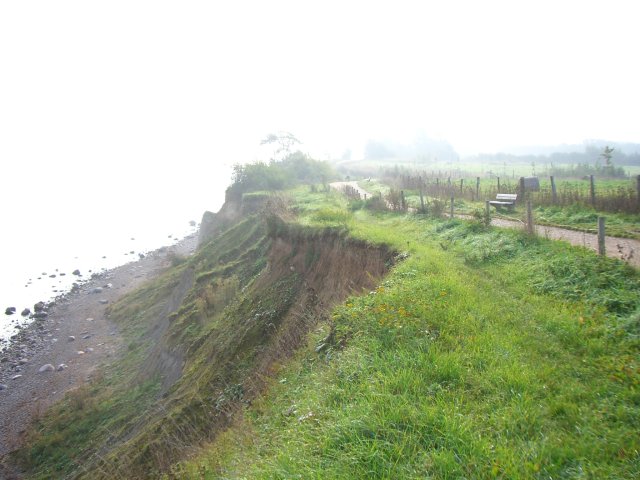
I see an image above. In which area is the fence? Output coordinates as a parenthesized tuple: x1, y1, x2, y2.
(383, 173, 640, 214)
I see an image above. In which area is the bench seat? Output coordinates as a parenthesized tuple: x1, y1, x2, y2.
(489, 193, 517, 209)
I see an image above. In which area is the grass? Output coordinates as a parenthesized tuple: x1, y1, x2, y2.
(15, 187, 640, 479)
(172, 195, 640, 479)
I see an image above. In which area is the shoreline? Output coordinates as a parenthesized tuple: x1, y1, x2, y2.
(0, 232, 198, 472)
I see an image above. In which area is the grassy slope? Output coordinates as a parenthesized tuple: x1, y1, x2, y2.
(175, 191, 640, 479)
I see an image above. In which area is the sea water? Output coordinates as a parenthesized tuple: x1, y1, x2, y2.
(0, 166, 231, 342)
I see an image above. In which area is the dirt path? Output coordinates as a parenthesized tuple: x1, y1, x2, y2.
(0, 235, 197, 474)
(332, 181, 639, 268)
(488, 216, 639, 267)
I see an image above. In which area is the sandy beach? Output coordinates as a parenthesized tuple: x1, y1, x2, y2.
(0, 233, 198, 476)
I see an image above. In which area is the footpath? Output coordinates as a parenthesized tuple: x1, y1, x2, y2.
(331, 181, 639, 268)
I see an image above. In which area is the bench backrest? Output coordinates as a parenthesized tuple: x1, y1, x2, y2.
(496, 194, 517, 201)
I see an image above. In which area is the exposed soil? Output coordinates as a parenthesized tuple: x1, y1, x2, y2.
(0, 234, 197, 476)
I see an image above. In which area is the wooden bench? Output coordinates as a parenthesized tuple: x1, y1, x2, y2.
(489, 193, 517, 210)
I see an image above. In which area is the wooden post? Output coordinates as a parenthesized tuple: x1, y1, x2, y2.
(519, 177, 526, 200)
(485, 200, 491, 224)
(497, 177, 501, 192)
(636, 175, 640, 210)
(401, 190, 406, 211)
(598, 216, 606, 255)
(476, 177, 480, 199)
(590, 175, 596, 207)
(550, 175, 557, 205)
(460, 178, 464, 193)
(447, 177, 451, 187)
(419, 189, 425, 213)
(526, 200, 534, 235)
(364, 193, 367, 200)
(450, 195, 454, 219)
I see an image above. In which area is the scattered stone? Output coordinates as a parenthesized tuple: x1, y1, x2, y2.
(11, 374, 22, 380)
(138, 253, 145, 259)
(38, 364, 55, 373)
(104, 283, 113, 289)
(33, 312, 48, 319)
(68, 336, 76, 342)
(5, 307, 16, 315)
(34, 301, 46, 312)
(59, 272, 66, 276)
(90, 287, 103, 294)
(82, 334, 92, 339)
(72, 269, 81, 276)
(18, 358, 29, 365)
(21, 308, 31, 316)
(99, 299, 109, 305)
(77, 351, 85, 355)
(56, 364, 67, 371)
(86, 317, 94, 322)
(49, 274, 56, 278)
(0, 384, 7, 391)
(86, 347, 94, 353)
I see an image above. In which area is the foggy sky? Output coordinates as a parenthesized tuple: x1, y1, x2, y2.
(1, 0, 638, 184)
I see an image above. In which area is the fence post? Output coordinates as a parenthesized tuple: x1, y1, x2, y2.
(364, 194, 367, 201)
(401, 190, 406, 211)
(550, 175, 557, 204)
(497, 177, 501, 192)
(598, 216, 606, 256)
(636, 175, 640, 211)
(460, 178, 464, 193)
(485, 200, 491, 224)
(419, 189, 425, 213)
(476, 177, 480, 199)
(519, 177, 526, 200)
(450, 195, 454, 219)
(526, 200, 534, 235)
(590, 175, 596, 207)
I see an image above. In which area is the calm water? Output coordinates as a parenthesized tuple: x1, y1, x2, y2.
(0, 167, 230, 342)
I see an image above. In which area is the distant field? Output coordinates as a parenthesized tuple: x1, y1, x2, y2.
(337, 158, 640, 179)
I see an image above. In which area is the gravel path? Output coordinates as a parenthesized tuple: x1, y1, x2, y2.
(332, 181, 639, 268)
(0, 234, 197, 476)
(489, 217, 639, 267)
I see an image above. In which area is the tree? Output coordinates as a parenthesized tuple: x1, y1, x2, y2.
(260, 132, 301, 160)
(600, 145, 614, 167)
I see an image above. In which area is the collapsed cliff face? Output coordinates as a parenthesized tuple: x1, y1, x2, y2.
(21, 197, 396, 479)
(198, 191, 286, 247)
(100, 219, 396, 477)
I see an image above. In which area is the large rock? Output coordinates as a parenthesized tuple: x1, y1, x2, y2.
(21, 308, 31, 317)
(5, 307, 16, 315)
(72, 269, 81, 276)
(34, 301, 46, 312)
